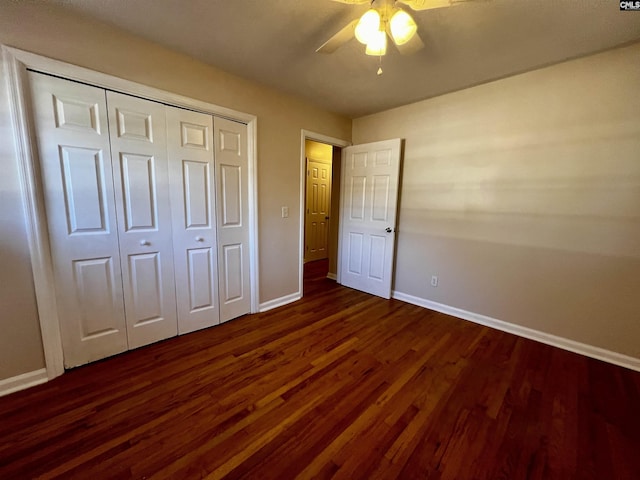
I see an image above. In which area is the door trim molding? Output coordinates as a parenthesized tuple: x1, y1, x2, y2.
(299, 130, 350, 297)
(2, 45, 260, 382)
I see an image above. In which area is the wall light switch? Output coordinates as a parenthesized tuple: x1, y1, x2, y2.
(281, 206, 289, 218)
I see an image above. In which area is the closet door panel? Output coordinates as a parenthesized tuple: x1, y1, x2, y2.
(215, 118, 251, 322)
(166, 107, 220, 334)
(107, 92, 178, 348)
(28, 72, 128, 368)
(120, 153, 157, 230)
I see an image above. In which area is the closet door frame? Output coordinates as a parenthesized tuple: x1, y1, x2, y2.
(3, 45, 260, 381)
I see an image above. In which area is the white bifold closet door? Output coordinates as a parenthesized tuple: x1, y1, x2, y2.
(106, 91, 178, 348)
(28, 73, 129, 367)
(215, 118, 251, 322)
(28, 71, 250, 368)
(166, 106, 220, 333)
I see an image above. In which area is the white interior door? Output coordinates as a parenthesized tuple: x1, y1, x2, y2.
(107, 91, 178, 348)
(214, 117, 251, 322)
(339, 138, 402, 299)
(305, 159, 332, 262)
(166, 106, 220, 334)
(28, 72, 128, 368)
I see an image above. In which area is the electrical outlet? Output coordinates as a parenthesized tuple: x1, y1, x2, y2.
(281, 206, 289, 218)
(430, 275, 438, 287)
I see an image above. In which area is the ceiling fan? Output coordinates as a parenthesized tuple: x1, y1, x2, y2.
(317, 0, 469, 56)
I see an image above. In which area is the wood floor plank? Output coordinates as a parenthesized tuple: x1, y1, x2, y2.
(1, 258, 639, 479)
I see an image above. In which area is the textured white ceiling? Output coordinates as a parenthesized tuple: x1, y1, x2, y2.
(52, 0, 640, 118)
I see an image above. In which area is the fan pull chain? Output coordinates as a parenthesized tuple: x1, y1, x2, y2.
(377, 55, 383, 75)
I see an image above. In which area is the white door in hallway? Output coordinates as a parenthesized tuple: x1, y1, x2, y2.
(305, 159, 332, 262)
(339, 139, 402, 299)
(28, 72, 128, 368)
(214, 117, 251, 322)
(107, 91, 178, 348)
(166, 106, 220, 334)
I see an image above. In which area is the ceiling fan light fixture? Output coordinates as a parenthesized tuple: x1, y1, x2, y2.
(390, 8, 417, 45)
(365, 29, 387, 56)
(355, 8, 381, 45)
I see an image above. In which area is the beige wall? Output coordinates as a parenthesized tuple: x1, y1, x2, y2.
(354, 43, 640, 359)
(0, 2, 350, 380)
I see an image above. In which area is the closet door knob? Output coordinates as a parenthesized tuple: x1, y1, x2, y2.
(195, 236, 205, 242)
(139, 239, 150, 246)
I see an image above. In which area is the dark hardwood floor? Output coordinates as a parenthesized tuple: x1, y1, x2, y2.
(1, 260, 639, 479)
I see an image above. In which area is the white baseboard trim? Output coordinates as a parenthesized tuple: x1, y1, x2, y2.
(327, 272, 337, 281)
(392, 291, 640, 373)
(259, 292, 302, 313)
(0, 368, 48, 397)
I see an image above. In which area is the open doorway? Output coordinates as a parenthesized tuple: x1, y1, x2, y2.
(304, 140, 334, 273)
(300, 131, 350, 297)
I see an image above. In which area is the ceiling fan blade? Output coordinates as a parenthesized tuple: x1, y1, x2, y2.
(394, 31, 425, 55)
(399, 0, 454, 10)
(316, 19, 359, 54)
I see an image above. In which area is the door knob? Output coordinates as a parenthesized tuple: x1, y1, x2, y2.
(139, 239, 150, 246)
(195, 236, 204, 242)
(385, 227, 393, 233)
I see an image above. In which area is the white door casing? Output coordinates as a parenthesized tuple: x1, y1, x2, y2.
(215, 117, 251, 322)
(305, 159, 332, 262)
(106, 91, 178, 349)
(27, 72, 129, 368)
(166, 106, 220, 334)
(339, 139, 402, 299)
